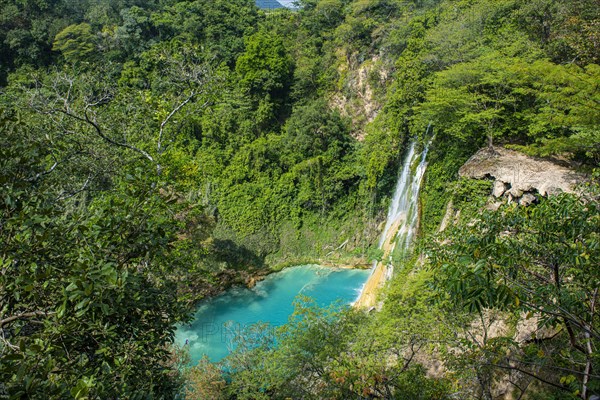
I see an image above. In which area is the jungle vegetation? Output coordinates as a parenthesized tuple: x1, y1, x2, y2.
(0, 0, 598, 398)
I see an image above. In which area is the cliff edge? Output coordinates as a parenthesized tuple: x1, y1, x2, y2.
(459, 147, 585, 205)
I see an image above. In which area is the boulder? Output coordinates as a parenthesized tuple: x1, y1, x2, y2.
(519, 192, 537, 206)
(508, 187, 523, 198)
(492, 180, 508, 198)
(485, 201, 503, 211)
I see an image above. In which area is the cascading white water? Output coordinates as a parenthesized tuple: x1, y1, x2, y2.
(381, 138, 430, 278)
(355, 130, 431, 307)
(375, 137, 430, 279)
(378, 142, 418, 248)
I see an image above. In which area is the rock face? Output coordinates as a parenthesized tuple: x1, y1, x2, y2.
(459, 147, 584, 204)
(330, 55, 385, 140)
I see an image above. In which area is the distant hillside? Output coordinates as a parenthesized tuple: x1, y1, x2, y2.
(256, 0, 283, 9)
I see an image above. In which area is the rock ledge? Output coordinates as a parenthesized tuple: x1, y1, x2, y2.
(459, 147, 584, 204)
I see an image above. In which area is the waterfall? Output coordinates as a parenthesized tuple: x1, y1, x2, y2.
(377, 138, 430, 278)
(378, 142, 417, 248)
(355, 130, 431, 308)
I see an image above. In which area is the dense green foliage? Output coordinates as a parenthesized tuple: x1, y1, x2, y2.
(427, 194, 600, 398)
(187, 297, 452, 399)
(1, 0, 598, 398)
(0, 110, 195, 397)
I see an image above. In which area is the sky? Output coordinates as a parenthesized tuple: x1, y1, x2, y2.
(277, 0, 297, 7)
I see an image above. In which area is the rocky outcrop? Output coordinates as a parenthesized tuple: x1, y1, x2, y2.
(330, 54, 387, 140)
(459, 147, 584, 205)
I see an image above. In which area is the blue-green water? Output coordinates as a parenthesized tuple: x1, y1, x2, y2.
(175, 265, 369, 363)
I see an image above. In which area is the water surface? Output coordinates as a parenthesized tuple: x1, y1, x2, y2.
(176, 265, 369, 363)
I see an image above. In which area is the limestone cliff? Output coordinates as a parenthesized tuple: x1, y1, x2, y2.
(458, 147, 585, 205)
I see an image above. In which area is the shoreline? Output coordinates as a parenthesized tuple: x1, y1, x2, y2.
(186, 257, 372, 308)
(353, 217, 403, 309)
(352, 260, 385, 309)
(250, 258, 371, 287)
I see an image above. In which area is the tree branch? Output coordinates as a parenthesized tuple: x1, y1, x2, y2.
(26, 155, 59, 182)
(0, 310, 55, 328)
(487, 362, 570, 393)
(55, 174, 93, 201)
(54, 108, 155, 164)
(157, 91, 197, 155)
(582, 287, 598, 399)
(505, 357, 600, 380)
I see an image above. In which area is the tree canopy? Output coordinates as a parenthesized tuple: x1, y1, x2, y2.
(1, 0, 598, 397)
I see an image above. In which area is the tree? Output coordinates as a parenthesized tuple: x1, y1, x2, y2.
(0, 114, 191, 398)
(151, 0, 258, 65)
(52, 23, 96, 64)
(281, 100, 351, 172)
(514, 0, 600, 65)
(235, 30, 293, 106)
(24, 42, 219, 177)
(522, 62, 600, 164)
(0, 36, 222, 396)
(419, 53, 533, 150)
(428, 193, 600, 398)
(192, 297, 452, 399)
